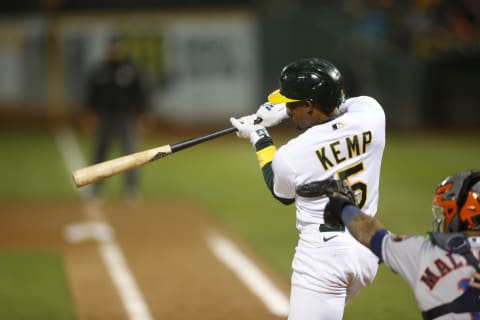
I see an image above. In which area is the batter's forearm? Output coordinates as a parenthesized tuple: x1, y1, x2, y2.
(261, 163, 294, 205)
(255, 137, 294, 205)
(261, 163, 275, 193)
(255, 136, 276, 194)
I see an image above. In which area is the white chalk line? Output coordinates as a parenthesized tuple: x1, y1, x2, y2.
(57, 126, 289, 318)
(55, 127, 153, 320)
(207, 233, 289, 317)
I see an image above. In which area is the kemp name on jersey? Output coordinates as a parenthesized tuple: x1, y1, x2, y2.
(316, 129, 372, 171)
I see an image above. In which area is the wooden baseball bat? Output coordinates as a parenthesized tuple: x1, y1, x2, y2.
(72, 126, 237, 187)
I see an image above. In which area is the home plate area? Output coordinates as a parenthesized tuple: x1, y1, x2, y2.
(0, 201, 289, 319)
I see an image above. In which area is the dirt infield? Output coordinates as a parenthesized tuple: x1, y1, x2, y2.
(0, 201, 289, 320)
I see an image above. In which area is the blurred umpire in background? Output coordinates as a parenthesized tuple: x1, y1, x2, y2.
(85, 35, 150, 201)
(305, 170, 480, 319)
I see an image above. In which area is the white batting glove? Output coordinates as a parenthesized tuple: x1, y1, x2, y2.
(230, 114, 270, 145)
(255, 102, 289, 127)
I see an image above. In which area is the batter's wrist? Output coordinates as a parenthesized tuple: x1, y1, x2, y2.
(249, 128, 270, 145)
(254, 136, 274, 151)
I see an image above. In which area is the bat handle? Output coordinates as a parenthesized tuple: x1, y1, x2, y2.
(171, 126, 237, 153)
(170, 116, 265, 153)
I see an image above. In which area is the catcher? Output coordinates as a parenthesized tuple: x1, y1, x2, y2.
(297, 170, 480, 319)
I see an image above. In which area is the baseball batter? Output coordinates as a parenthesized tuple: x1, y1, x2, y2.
(317, 171, 480, 319)
(230, 58, 386, 319)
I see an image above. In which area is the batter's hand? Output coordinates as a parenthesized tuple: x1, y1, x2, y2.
(230, 115, 270, 144)
(324, 179, 356, 227)
(256, 102, 288, 127)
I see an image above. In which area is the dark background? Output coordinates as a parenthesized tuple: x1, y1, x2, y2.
(1, 0, 479, 130)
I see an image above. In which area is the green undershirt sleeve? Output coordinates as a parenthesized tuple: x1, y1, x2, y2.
(254, 137, 295, 206)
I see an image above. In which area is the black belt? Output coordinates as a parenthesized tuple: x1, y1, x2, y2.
(319, 224, 345, 232)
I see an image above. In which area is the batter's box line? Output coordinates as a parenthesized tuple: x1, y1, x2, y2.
(206, 231, 289, 317)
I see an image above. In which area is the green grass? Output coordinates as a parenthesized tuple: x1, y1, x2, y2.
(0, 129, 76, 201)
(1, 127, 479, 319)
(0, 251, 76, 320)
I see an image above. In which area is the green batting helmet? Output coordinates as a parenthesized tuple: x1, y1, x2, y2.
(268, 58, 345, 112)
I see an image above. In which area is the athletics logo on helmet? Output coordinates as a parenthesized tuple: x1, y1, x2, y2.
(268, 58, 345, 113)
(432, 170, 480, 232)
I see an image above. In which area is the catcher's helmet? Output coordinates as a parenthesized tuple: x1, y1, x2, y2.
(432, 170, 480, 232)
(268, 58, 345, 112)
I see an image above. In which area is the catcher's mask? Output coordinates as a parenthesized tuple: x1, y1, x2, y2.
(432, 170, 480, 232)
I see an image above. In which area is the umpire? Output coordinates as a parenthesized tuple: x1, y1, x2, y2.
(85, 36, 149, 201)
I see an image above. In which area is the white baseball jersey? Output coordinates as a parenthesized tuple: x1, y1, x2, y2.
(273, 96, 385, 225)
(271, 96, 386, 320)
(379, 233, 480, 319)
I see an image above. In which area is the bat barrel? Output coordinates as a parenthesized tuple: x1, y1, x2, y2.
(71, 125, 237, 188)
(72, 145, 172, 187)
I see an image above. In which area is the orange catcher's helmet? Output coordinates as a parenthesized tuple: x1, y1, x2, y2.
(432, 170, 480, 232)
